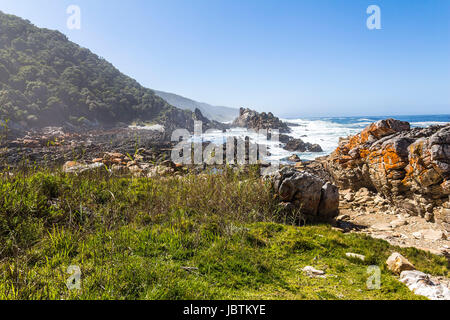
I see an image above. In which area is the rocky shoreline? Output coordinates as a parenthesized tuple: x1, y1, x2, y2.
(1, 118, 449, 250)
(323, 119, 449, 231)
(1, 117, 450, 300)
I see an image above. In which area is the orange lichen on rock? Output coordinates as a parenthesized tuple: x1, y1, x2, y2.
(359, 149, 370, 159)
(382, 145, 407, 171)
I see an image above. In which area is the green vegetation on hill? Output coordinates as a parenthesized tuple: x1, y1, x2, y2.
(0, 11, 192, 127)
(154, 90, 239, 123)
(0, 168, 447, 300)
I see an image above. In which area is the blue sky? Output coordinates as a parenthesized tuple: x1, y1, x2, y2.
(0, 0, 449, 117)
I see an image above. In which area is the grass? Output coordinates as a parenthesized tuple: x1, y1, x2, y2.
(0, 167, 448, 300)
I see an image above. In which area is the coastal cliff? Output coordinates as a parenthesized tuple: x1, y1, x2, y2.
(323, 119, 450, 231)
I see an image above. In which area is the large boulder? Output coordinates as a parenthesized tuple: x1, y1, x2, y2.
(324, 119, 450, 228)
(386, 252, 415, 274)
(272, 167, 339, 222)
(283, 136, 323, 153)
(232, 108, 291, 133)
(318, 182, 340, 220)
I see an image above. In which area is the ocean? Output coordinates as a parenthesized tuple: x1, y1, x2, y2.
(280, 114, 450, 161)
(201, 114, 450, 162)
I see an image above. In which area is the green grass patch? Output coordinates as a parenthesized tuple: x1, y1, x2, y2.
(0, 169, 447, 300)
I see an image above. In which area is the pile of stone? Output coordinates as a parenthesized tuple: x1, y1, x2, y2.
(6, 127, 81, 148)
(63, 151, 182, 178)
(340, 187, 395, 214)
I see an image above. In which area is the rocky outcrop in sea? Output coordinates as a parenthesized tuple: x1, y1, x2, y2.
(280, 134, 323, 153)
(232, 107, 291, 133)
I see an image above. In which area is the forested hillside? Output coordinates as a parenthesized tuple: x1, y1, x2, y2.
(0, 11, 193, 128)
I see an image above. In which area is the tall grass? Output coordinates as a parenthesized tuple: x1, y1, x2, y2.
(0, 167, 447, 300)
(0, 167, 277, 260)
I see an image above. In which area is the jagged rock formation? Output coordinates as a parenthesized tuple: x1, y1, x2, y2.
(324, 119, 450, 230)
(232, 108, 291, 133)
(272, 167, 339, 223)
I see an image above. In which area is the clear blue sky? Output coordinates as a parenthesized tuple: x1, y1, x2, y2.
(1, 0, 449, 117)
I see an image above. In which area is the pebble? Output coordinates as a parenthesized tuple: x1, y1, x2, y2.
(302, 266, 326, 278)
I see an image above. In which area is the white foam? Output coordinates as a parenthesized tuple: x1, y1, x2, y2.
(283, 119, 365, 159)
(184, 118, 450, 162)
(410, 121, 448, 128)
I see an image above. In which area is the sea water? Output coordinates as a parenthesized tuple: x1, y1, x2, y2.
(202, 114, 450, 162)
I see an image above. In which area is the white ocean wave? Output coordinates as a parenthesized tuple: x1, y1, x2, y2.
(190, 117, 449, 162)
(410, 121, 448, 128)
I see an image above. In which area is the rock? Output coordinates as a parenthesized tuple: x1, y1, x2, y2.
(416, 247, 445, 256)
(436, 208, 450, 232)
(400, 270, 450, 300)
(309, 144, 323, 153)
(419, 229, 446, 241)
(63, 161, 105, 174)
(105, 152, 125, 159)
(288, 154, 301, 162)
(302, 266, 325, 278)
(128, 165, 143, 177)
(272, 167, 339, 222)
(318, 182, 340, 220)
(112, 158, 124, 165)
(336, 214, 350, 222)
(357, 195, 373, 204)
(390, 219, 408, 228)
(346, 253, 366, 261)
(126, 160, 138, 167)
(412, 231, 423, 239)
(356, 187, 371, 197)
(294, 162, 304, 170)
(284, 137, 323, 153)
(372, 223, 392, 231)
(343, 192, 355, 202)
(324, 119, 450, 230)
(285, 138, 308, 152)
(424, 212, 434, 222)
(386, 252, 415, 274)
(147, 165, 175, 178)
(232, 107, 291, 133)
